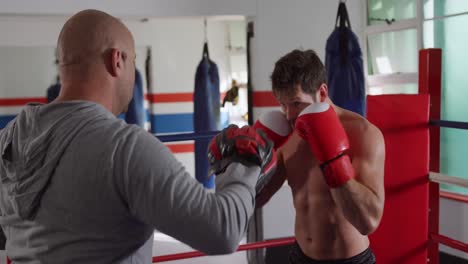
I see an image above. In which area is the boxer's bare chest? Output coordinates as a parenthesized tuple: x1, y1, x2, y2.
(280, 119, 358, 206)
(280, 132, 328, 199)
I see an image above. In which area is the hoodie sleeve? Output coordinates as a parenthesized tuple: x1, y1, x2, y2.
(114, 128, 259, 255)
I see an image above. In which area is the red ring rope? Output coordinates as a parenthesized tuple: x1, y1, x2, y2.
(152, 237, 295, 263)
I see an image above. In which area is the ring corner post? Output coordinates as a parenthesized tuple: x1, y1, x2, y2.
(419, 48, 442, 264)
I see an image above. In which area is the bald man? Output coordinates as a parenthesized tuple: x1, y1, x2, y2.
(0, 10, 274, 263)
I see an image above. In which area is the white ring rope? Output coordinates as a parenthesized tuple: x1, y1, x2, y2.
(429, 172, 468, 189)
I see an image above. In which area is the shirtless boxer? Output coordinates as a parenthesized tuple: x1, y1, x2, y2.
(254, 49, 385, 264)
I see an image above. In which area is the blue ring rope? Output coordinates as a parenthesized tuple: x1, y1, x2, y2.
(429, 120, 468, 130)
(156, 131, 220, 142)
(154, 119, 468, 143)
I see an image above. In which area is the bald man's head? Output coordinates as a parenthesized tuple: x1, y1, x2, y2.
(56, 9, 136, 115)
(57, 9, 134, 67)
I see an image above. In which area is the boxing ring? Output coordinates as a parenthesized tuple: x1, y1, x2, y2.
(151, 48, 468, 264)
(3, 49, 465, 264)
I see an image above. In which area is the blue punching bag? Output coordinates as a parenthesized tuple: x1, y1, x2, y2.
(47, 76, 61, 103)
(194, 42, 220, 188)
(47, 59, 61, 103)
(325, 2, 365, 116)
(125, 69, 146, 128)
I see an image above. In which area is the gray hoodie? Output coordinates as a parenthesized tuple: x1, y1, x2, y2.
(0, 101, 258, 264)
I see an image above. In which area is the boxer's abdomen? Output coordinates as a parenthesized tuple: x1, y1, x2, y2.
(280, 132, 369, 260)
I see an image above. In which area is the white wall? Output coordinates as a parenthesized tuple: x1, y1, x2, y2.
(0, 0, 256, 17)
(147, 17, 230, 95)
(0, 16, 63, 47)
(0, 16, 156, 47)
(0, 46, 56, 98)
(0, 45, 149, 98)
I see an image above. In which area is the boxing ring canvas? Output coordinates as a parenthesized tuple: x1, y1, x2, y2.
(367, 94, 430, 264)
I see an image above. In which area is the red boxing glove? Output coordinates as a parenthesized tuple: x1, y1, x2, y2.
(254, 110, 292, 150)
(295, 103, 355, 188)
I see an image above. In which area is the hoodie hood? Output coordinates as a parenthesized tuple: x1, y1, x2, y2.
(0, 101, 114, 220)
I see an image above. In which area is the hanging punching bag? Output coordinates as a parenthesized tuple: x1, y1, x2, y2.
(47, 58, 61, 103)
(145, 48, 153, 132)
(325, 2, 365, 116)
(125, 69, 146, 128)
(194, 42, 220, 189)
(46, 83, 61, 103)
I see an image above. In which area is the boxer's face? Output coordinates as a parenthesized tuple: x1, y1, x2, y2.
(276, 84, 328, 128)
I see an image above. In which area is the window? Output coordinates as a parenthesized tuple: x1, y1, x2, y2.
(367, 29, 418, 75)
(365, 0, 421, 96)
(424, 0, 468, 18)
(423, 0, 468, 195)
(368, 0, 417, 25)
(366, 0, 468, 195)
